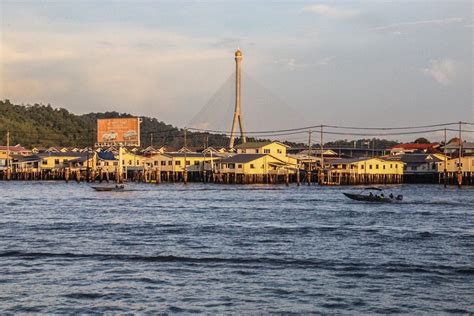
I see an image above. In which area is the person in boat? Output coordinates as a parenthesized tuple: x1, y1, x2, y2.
(389, 193, 394, 199)
(381, 193, 384, 198)
(369, 192, 373, 197)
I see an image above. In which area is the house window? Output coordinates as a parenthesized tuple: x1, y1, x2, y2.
(383, 165, 386, 170)
(175, 161, 181, 166)
(241, 149, 246, 153)
(105, 162, 109, 166)
(63, 159, 68, 163)
(277, 149, 282, 154)
(361, 165, 364, 169)
(168, 161, 172, 165)
(154, 161, 158, 166)
(369, 165, 372, 169)
(341, 164, 346, 169)
(194, 161, 199, 165)
(128, 160, 132, 165)
(376, 164, 379, 169)
(350, 164, 355, 169)
(54, 159, 60, 165)
(390, 164, 393, 168)
(186, 161, 190, 165)
(228, 163, 235, 169)
(238, 164, 243, 168)
(113, 162, 118, 166)
(250, 164, 255, 169)
(42, 160, 47, 165)
(160, 161, 165, 166)
(264, 149, 270, 154)
(256, 149, 259, 153)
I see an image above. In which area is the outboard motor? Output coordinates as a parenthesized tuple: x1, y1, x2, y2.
(396, 195, 403, 201)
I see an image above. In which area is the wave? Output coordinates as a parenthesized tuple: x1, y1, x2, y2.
(2, 251, 472, 276)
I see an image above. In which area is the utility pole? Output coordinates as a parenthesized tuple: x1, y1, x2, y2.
(86, 128, 91, 182)
(86, 145, 90, 182)
(6, 131, 11, 180)
(307, 129, 312, 185)
(118, 145, 123, 183)
(372, 138, 375, 158)
(203, 135, 208, 182)
(183, 128, 188, 185)
(320, 125, 324, 185)
(443, 128, 447, 188)
(457, 121, 462, 188)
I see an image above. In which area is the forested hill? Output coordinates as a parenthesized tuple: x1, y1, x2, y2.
(0, 99, 401, 149)
(0, 100, 229, 148)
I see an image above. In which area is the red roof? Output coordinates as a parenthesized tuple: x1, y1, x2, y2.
(390, 143, 438, 150)
(0, 145, 29, 152)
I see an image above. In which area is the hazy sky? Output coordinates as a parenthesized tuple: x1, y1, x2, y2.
(1, 0, 472, 142)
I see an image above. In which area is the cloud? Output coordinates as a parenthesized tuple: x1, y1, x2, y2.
(422, 58, 459, 85)
(271, 58, 309, 71)
(0, 27, 232, 121)
(372, 17, 464, 31)
(303, 4, 359, 19)
(317, 56, 335, 66)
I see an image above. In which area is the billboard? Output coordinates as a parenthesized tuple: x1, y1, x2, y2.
(97, 118, 141, 146)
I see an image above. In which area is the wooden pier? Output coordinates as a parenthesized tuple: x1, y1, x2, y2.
(5, 167, 466, 185)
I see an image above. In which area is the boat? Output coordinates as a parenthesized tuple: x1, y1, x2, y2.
(343, 187, 402, 203)
(91, 184, 125, 192)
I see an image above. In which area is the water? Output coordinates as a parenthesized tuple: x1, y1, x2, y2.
(0, 182, 473, 314)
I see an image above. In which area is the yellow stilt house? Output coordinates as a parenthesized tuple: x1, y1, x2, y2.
(234, 141, 288, 156)
(216, 153, 296, 183)
(145, 152, 222, 181)
(327, 157, 404, 184)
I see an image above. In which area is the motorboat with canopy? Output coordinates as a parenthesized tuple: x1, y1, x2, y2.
(343, 187, 403, 203)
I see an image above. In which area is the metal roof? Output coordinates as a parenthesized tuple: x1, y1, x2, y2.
(327, 157, 396, 165)
(97, 152, 117, 160)
(390, 143, 439, 150)
(444, 142, 474, 149)
(218, 154, 267, 164)
(163, 152, 208, 158)
(233, 141, 290, 149)
(38, 152, 88, 158)
(400, 154, 442, 163)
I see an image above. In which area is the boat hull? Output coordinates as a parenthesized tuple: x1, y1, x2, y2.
(343, 193, 394, 203)
(91, 186, 125, 192)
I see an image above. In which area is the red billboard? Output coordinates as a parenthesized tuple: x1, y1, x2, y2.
(97, 118, 141, 146)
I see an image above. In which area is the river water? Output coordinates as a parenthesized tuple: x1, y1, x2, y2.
(0, 182, 472, 314)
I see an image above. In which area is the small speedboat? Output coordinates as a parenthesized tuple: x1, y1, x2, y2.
(91, 185, 125, 192)
(343, 187, 402, 203)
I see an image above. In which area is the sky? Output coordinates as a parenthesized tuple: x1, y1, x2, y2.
(0, 0, 473, 142)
